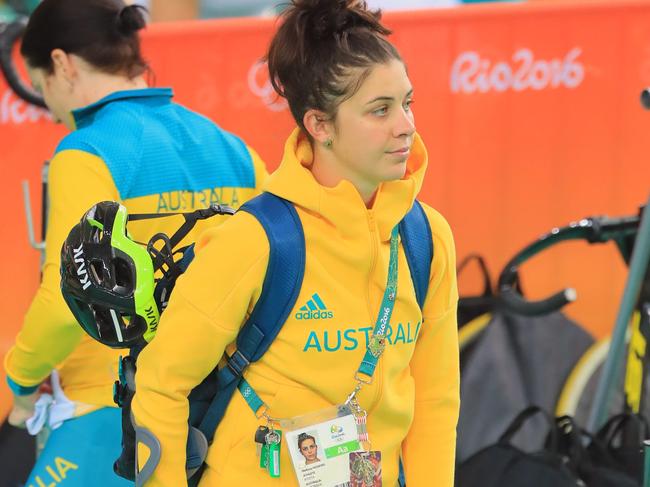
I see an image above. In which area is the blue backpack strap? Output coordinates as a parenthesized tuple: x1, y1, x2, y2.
(197, 193, 305, 442)
(397, 200, 433, 487)
(399, 200, 433, 310)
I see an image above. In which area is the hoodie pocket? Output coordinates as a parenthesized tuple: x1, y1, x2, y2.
(206, 387, 274, 477)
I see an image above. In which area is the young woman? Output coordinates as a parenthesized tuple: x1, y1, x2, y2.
(3, 0, 266, 484)
(132, 0, 459, 486)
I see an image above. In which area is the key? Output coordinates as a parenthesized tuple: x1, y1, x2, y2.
(254, 426, 270, 458)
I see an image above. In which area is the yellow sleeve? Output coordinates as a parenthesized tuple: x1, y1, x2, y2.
(247, 145, 269, 194)
(132, 212, 269, 487)
(4, 150, 119, 391)
(402, 206, 460, 487)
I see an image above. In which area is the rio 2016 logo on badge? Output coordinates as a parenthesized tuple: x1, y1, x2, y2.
(450, 47, 585, 94)
(330, 424, 345, 441)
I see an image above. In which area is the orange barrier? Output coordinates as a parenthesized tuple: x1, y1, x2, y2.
(1, 0, 650, 413)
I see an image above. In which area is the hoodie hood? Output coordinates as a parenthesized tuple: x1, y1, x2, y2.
(266, 128, 429, 241)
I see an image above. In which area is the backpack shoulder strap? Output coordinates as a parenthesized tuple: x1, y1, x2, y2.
(399, 200, 434, 309)
(198, 192, 305, 442)
(396, 200, 433, 487)
(235, 193, 306, 362)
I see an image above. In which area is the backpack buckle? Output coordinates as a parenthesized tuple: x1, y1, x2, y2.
(226, 350, 250, 377)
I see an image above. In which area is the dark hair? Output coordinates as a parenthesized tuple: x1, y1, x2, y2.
(298, 433, 316, 449)
(267, 0, 402, 132)
(21, 0, 148, 78)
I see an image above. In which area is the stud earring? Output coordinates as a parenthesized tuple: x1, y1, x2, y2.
(324, 138, 333, 148)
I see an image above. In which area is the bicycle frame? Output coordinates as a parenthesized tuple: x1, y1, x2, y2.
(586, 198, 650, 451)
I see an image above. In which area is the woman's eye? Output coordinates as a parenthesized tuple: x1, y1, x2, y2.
(372, 106, 388, 116)
(404, 99, 414, 111)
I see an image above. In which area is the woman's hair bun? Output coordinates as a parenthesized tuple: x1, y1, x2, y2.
(293, 0, 387, 41)
(266, 0, 400, 132)
(116, 4, 147, 36)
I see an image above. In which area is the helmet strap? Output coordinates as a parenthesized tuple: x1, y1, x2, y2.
(128, 204, 236, 271)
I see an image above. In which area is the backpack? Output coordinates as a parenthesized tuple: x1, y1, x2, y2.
(112, 192, 434, 485)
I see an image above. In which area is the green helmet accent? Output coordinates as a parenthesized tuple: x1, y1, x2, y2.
(109, 205, 160, 343)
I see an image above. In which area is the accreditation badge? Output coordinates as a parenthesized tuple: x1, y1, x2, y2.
(281, 404, 381, 487)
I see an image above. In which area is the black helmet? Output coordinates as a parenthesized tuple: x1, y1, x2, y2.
(60, 201, 159, 349)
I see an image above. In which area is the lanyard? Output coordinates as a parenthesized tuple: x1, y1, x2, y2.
(345, 226, 399, 412)
(238, 226, 400, 422)
(357, 226, 399, 379)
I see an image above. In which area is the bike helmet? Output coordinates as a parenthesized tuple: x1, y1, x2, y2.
(60, 201, 159, 349)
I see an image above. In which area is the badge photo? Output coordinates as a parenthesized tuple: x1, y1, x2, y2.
(295, 430, 323, 468)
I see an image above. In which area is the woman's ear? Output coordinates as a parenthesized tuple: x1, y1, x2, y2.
(303, 109, 333, 145)
(50, 49, 77, 87)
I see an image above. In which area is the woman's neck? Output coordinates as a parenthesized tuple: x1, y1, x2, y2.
(79, 72, 148, 107)
(310, 143, 378, 208)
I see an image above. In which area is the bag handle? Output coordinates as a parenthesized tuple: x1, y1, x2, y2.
(596, 412, 650, 448)
(499, 406, 558, 450)
(457, 253, 493, 298)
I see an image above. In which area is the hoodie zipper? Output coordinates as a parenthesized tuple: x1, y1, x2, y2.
(366, 210, 378, 319)
(364, 210, 383, 411)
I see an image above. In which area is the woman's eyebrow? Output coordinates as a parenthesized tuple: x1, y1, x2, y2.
(365, 89, 414, 105)
(365, 96, 394, 105)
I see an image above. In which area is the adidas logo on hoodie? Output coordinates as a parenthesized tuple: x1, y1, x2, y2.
(295, 293, 334, 320)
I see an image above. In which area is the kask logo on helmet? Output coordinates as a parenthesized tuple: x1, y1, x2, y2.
(144, 305, 158, 332)
(72, 244, 91, 291)
(450, 47, 585, 94)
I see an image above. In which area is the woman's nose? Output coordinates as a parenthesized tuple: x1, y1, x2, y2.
(394, 107, 415, 138)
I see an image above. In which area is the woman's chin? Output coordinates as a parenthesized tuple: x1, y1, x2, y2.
(381, 162, 408, 182)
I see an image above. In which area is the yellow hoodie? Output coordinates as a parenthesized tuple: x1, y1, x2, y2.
(133, 128, 460, 487)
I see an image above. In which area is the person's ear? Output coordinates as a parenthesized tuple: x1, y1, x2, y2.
(50, 49, 77, 89)
(303, 109, 334, 148)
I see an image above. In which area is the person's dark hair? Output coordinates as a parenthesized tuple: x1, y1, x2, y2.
(267, 0, 402, 133)
(298, 433, 316, 449)
(21, 0, 148, 78)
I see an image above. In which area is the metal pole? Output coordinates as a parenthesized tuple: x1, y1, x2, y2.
(644, 440, 650, 487)
(21, 179, 45, 253)
(587, 195, 650, 432)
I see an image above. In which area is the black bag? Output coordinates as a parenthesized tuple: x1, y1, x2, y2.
(456, 406, 641, 487)
(551, 415, 639, 487)
(456, 406, 582, 487)
(587, 413, 648, 484)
